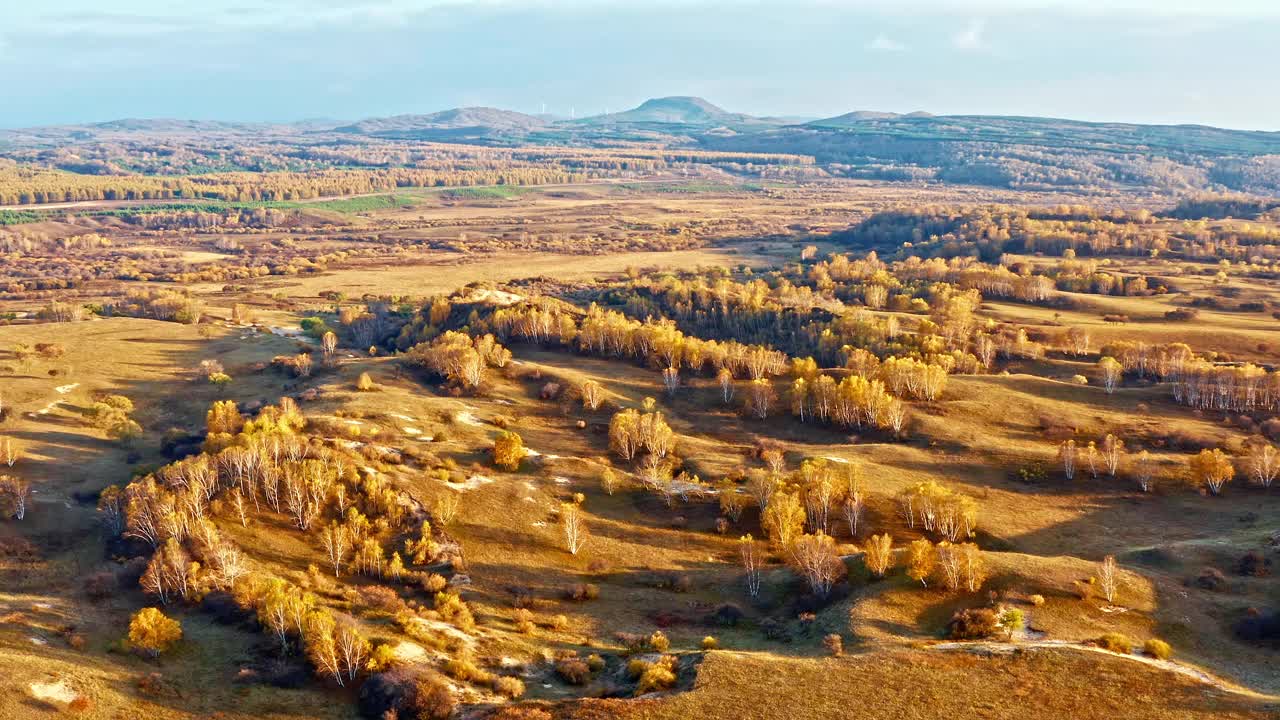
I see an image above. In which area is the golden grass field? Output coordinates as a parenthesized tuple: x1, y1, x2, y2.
(1, 179, 1278, 719)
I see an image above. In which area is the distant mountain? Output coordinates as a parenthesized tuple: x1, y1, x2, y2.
(89, 118, 271, 133)
(800, 113, 1280, 156)
(811, 110, 934, 124)
(5, 97, 1280, 194)
(337, 107, 547, 137)
(575, 96, 784, 131)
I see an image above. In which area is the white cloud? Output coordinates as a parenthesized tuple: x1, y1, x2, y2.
(866, 33, 907, 51)
(951, 18, 987, 50)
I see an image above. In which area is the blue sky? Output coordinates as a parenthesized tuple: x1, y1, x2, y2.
(2, 0, 1278, 130)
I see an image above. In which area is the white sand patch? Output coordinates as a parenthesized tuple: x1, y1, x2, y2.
(402, 427, 421, 435)
(523, 497, 536, 503)
(390, 413, 415, 421)
(822, 456, 851, 464)
(525, 449, 541, 457)
(459, 288, 524, 306)
(447, 474, 496, 491)
(30, 680, 78, 704)
(55, 383, 79, 394)
(29, 637, 47, 646)
(269, 326, 309, 341)
(342, 419, 364, 426)
(524, 481, 538, 491)
(455, 410, 484, 427)
(532, 521, 547, 527)
(392, 641, 428, 663)
(360, 466, 380, 477)
(552, 476, 571, 485)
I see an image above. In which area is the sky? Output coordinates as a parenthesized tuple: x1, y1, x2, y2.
(2, 0, 1279, 131)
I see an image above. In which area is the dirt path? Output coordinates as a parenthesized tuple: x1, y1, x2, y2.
(930, 639, 1278, 701)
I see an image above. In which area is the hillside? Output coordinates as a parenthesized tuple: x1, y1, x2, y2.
(337, 107, 548, 137)
(4, 96, 1280, 195)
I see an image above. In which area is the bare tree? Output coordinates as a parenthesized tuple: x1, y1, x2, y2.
(1, 437, 20, 468)
(1059, 439, 1077, 480)
(1101, 433, 1124, 477)
(1134, 449, 1155, 492)
(718, 368, 735, 404)
(561, 501, 586, 555)
(1246, 442, 1279, 488)
(788, 533, 844, 597)
(842, 492, 865, 538)
(1098, 554, 1121, 604)
(738, 534, 762, 597)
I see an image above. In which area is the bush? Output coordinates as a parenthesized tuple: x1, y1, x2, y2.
(635, 656, 678, 695)
(493, 432, 526, 471)
(1234, 608, 1280, 647)
(586, 654, 605, 672)
(1096, 632, 1133, 654)
(701, 636, 719, 650)
(493, 676, 525, 699)
(707, 603, 744, 627)
(359, 671, 455, 720)
(564, 583, 599, 602)
(444, 657, 493, 685)
(1238, 551, 1272, 577)
(84, 571, 117, 602)
(947, 608, 998, 640)
(627, 658, 651, 679)
(128, 607, 182, 657)
(555, 658, 591, 685)
(823, 633, 843, 657)
(1195, 567, 1229, 592)
(648, 630, 670, 652)
(1144, 638, 1172, 660)
(1029, 594, 1046, 606)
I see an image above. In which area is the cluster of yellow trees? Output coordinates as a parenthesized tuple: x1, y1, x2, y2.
(105, 398, 452, 685)
(896, 481, 979, 542)
(404, 331, 511, 390)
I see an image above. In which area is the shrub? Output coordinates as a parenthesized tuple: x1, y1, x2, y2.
(1195, 567, 1229, 592)
(586, 654, 605, 672)
(946, 608, 998, 640)
(84, 571, 117, 602)
(823, 633, 843, 657)
(555, 658, 591, 685)
(356, 372, 377, 391)
(1234, 608, 1280, 647)
(493, 432, 526, 471)
(648, 630, 670, 652)
(550, 614, 570, 631)
(513, 608, 535, 634)
(493, 676, 526, 699)
(407, 675, 456, 720)
(1029, 594, 1046, 606)
(635, 656, 677, 695)
(1238, 551, 1272, 577)
(128, 607, 182, 657)
(615, 632, 647, 654)
(422, 573, 449, 593)
(701, 636, 719, 650)
(444, 657, 493, 685)
(1096, 632, 1133, 654)
(564, 583, 599, 602)
(627, 658, 651, 679)
(1144, 638, 1172, 660)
